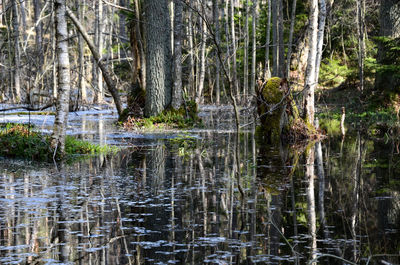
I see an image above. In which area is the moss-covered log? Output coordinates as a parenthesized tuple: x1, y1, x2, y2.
(256, 77, 317, 143)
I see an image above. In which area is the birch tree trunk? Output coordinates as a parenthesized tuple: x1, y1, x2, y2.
(95, 0, 104, 103)
(51, 0, 71, 154)
(244, 0, 249, 100)
(143, 0, 172, 117)
(315, 0, 326, 83)
(264, 0, 271, 79)
(250, 0, 257, 97)
(303, 0, 319, 123)
(77, 0, 87, 103)
(229, 0, 239, 100)
(12, 0, 21, 102)
(196, 18, 207, 105)
(172, 0, 183, 109)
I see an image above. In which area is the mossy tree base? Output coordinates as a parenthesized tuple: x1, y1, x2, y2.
(256, 77, 320, 144)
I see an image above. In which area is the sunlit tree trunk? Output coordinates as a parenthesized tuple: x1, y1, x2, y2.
(77, 0, 87, 103)
(51, 0, 71, 154)
(144, 0, 172, 117)
(94, 0, 104, 103)
(250, 0, 257, 98)
(315, 0, 326, 83)
(303, 0, 319, 123)
(229, 0, 239, 100)
(12, 0, 21, 102)
(244, 0, 249, 101)
(196, 18, 206, 105)
(188, 8, 195, 99)
(264, 0, 271, 79)
(172, 0, 183, 109)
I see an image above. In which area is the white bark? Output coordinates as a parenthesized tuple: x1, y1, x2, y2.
(304, 0, 319, 123)
(52, 0, 71, 154)
(250, 0, 257, 97)
(196, 18, 206, 104)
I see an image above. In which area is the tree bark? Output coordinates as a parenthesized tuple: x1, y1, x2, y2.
(264, 0, 271, 79)
(250, 0, 258, 97)
(303, 0, 319, 123)
(286, 0, 297, 79)
(196, 18, 207, 105)
(143, 0, 172, 117)
(315, 0, 326, 83)
(76, 0, 87, 104)
(66, 7, 123, 117)
(52, 0, 71, 154)
(172, 0, 183, 109)
(357, 0, 366, 91)
(229, 0, 239, 100)
(244, 0, 249, 100)
(213, 0, 221, 104)
(272, 0, 278, 76)
(12, 0, 21, 102)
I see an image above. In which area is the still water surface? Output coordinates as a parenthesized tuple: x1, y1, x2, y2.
(0, 106, 399, 264)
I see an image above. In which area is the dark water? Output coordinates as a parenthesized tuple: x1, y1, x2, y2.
(0, 107, 399, 264)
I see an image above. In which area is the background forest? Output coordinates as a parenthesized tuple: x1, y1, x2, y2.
(0, 0, 399, 130)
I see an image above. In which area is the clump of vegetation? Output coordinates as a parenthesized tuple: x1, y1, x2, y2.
(256, 77, 320, 144)
(122, 100, 202, 130)
(0, 123, 118, 162)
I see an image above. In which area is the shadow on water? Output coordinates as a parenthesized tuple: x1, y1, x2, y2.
(0, 106, 399, 264)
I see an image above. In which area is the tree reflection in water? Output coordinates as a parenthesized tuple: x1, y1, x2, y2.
(0, 126, 399, 264)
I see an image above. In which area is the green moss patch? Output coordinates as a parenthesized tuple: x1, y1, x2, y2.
(122, 100, 202, 130)
(0, 123, 118, 162)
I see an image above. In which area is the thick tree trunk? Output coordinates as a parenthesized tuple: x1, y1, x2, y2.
(66, 7, 123, 116)
(51, 0, 71, 154)
(143, 0, 172, 117)
(303, 0, 319, 123)
(375, 0, 400, 92)
(172, 0, 183, 109)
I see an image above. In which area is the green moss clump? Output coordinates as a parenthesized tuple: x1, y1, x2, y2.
(257, 77, 319, 143)
(0, 123, 118, 161)
(123, 100, 201, 130)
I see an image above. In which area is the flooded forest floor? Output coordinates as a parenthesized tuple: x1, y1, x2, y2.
(0, 104, 399, 264)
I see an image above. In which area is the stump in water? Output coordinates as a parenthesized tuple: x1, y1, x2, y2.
(256, 77, 317, 143)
